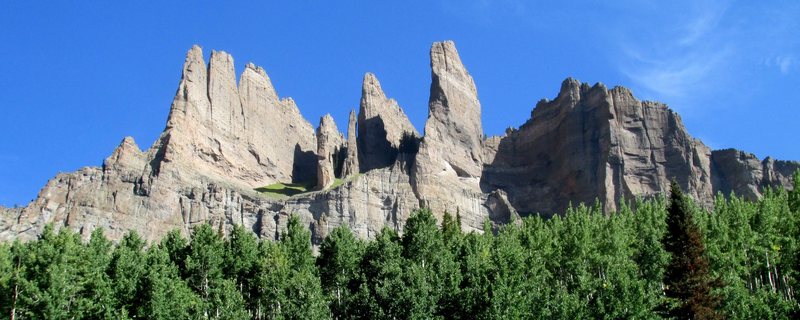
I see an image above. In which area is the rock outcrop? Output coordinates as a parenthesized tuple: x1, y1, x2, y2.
(341, 110, 359, 178)
(357, 73, 418, 171)
(156, 47, 317, 189)
(711, 149, 800, 200)
(412, 41, 488, 223)
(316, 114, 344, 190)
(482, 79, 716, 216)
(1, 41, 797, 245)
(417, 41, 483, 179)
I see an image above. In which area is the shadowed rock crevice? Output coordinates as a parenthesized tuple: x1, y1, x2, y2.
(292, 144, 318, 184)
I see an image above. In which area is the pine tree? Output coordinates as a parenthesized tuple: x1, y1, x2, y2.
(661, 182, 721, 319)
(256, 214, 328, 319)
(159, 229, 189, 276)
(401, 208, 461, 318)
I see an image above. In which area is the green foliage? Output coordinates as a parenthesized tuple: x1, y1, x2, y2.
(317, 225, 364, 318)
(138, 245, 202, 319)
(1, 190, 799, 319)
(662, 183, 721, 319)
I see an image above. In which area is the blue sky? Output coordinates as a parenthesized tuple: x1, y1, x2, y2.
(1, 1, 798, 206)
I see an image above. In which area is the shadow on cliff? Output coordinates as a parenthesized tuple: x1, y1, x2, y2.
(358, 116, 396, 172)
(292, 143, 318, 184)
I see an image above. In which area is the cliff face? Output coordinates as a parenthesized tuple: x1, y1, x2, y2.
(482, 79, 718, 216)
(1, 41, 796, 243)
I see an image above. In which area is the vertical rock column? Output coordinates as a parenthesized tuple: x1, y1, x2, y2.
(342, 110, 360, 178)
(316, 114, 343, 190)
(412, 40, 486, 223)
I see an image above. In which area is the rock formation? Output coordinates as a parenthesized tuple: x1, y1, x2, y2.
(711, 149, 799, 200)
(418, 41, 484, 178)
(155, 46, 317, 189)
(357, 73, 418, 171)
(412, 41, 488, 223)
(341, 110, 359, 178)
(316, 114, 343, 190)
(1, 41, 797, 245)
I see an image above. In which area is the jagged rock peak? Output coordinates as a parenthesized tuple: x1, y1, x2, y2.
(554, 77, 599, 104)
(430, 41, 473, 85)
(240, 62, 279, 103)
(154, 45, 319, 188)
(118, 136, 140, 152)
(409, 40, 487, 222)
(361, 72, 388, 112)
(104, 136, 145, 170)
(342, 109, 359, 178)
(165, 46, 209, 130)
(357, 72, 418, 171)
(420, 40, 483, 178)
(359, 73, 416, 132)
(208, 50, 243, 133)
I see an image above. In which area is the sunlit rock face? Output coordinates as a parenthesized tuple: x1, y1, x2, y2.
(1, 42, 796, 244)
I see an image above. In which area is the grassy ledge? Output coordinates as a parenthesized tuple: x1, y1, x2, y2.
(255, 173, 362, 198)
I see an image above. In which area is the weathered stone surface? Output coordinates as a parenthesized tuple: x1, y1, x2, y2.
(483, 78, 714, 216)
(316, 114, 343, 190)
(1, 42, 797, 246)
(239, 63, 318, 184)
(157, 47, 317, 189)
(412, 41, 488, 224)
(418, 41, 483, 178)
(711, 149, 800, 200)
(341, 110, 359, 178)
(357, 73, 418, 171)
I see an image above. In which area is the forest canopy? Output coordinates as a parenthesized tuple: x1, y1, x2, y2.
(2, 180, 799, 319)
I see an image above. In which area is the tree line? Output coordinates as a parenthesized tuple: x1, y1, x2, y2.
(1, 175, 799, 319)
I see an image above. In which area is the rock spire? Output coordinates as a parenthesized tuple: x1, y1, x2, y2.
(342, 109, 360, 178)
(357, 73, 418, 171)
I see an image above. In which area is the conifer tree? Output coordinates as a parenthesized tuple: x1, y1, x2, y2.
(661, 182, 721, 319)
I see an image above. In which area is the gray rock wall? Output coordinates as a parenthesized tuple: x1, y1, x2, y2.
(1, 42, 796, 244)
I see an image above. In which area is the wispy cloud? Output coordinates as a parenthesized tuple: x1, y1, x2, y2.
(615, 2, 732, 103)
(620, 44, 731, 99)
(613, 1, 800, 110)
(765, 55, 795, 74)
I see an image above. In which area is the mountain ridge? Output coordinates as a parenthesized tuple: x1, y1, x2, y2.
(1, 41, 797, 244)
